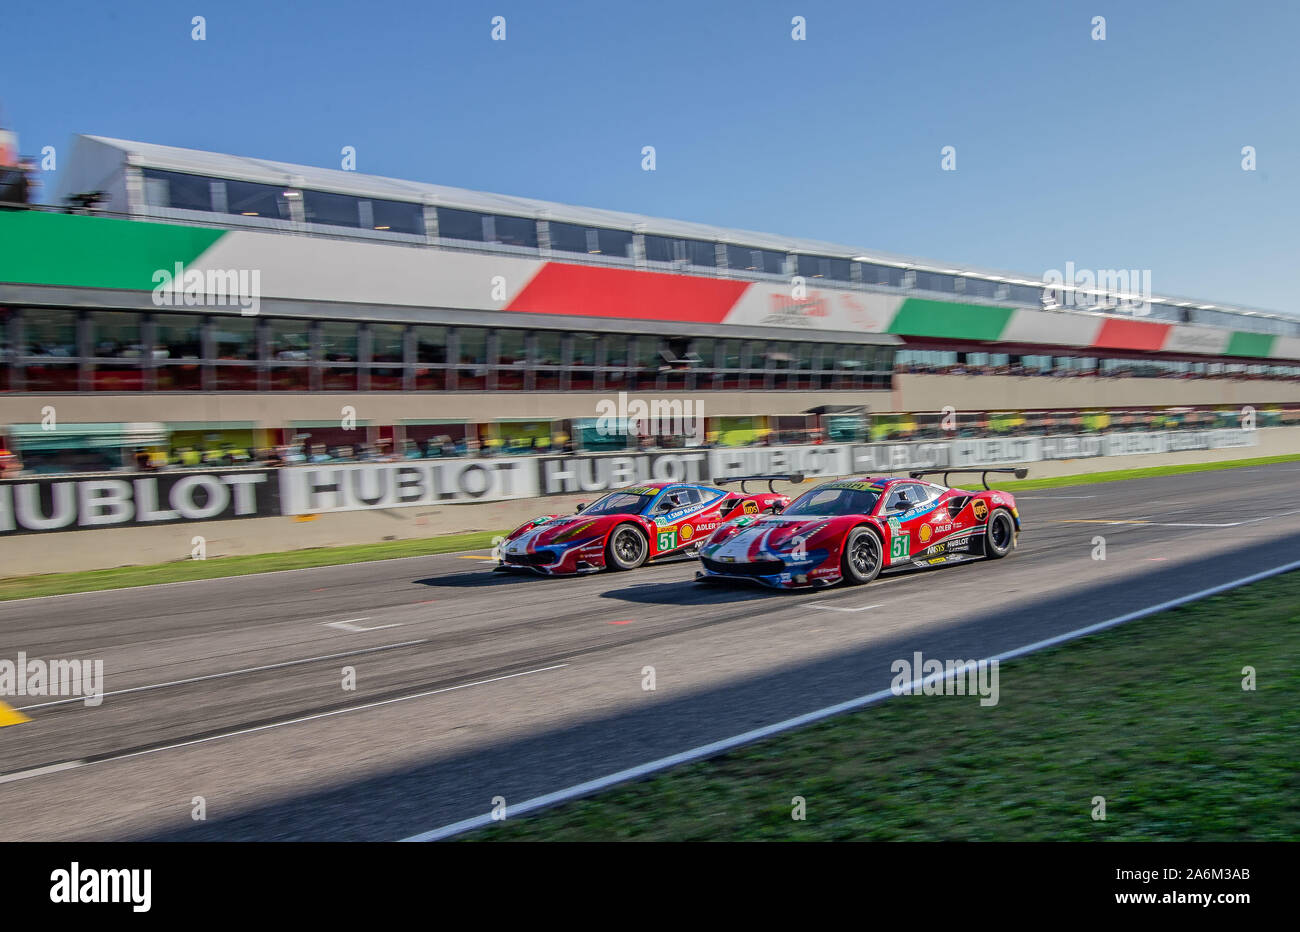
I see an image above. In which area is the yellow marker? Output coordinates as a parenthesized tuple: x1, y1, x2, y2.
(0, 700, 31, 727)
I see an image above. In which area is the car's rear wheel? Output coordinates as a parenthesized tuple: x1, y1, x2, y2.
(984, 508, 1015, 559)
(841, 527, 883, 585)
(606, 524, 649, 570)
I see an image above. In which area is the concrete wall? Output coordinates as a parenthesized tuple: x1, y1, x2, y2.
(893, 373, 1300, 410)
(3, 426, 1297, 576)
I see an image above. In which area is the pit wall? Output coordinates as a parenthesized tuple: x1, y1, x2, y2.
(1, 426, 1296, 576)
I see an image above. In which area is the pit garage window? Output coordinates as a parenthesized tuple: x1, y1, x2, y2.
(303, 190, 362, 228)
(437, 207, 489, 243)
(225, 179, 293, 220)
(369, 198, 425, 235)
(142, 168, 216, 212)
(549, 222, 634, 259)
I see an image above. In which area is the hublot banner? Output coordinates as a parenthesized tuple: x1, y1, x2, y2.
(0, 470, 277, 536)
(0, 429, 1265, 530)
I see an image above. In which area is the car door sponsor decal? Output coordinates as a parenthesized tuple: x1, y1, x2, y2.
(972, 500, 988, 521)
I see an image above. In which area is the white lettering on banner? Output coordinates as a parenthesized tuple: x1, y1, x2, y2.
(0, 473, 269, 534)
(951, 438, 1042, 467)
(280, 460, 537, 513)
(539, 453, 710, 495)
(1209, 429, 1256, 449)
(1102, 432, 1169, 456)
(1041, 436, 1104, 460)
(710, 445, 850, 480)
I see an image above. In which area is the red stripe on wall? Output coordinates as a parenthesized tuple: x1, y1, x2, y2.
(506, 262, 749, 324)
(1091, 318, 1171, 351)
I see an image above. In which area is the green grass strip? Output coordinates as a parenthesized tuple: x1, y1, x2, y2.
(0, 530, 506, 601)
(472, 570, 1300, 840)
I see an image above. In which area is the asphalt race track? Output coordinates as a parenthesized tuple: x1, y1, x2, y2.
(2, 463, 1299, 841)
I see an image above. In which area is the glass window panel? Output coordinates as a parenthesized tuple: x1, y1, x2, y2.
(89, 312, 142, 358)
(643, 235, 675, 263)
(726, 245, 758, 271)
(369, 199, 425, 234)
(141, 168, 214, 212)
(572, 332, 598, 366)
(535, 331, 563, 365)
(797, 255, 825, 278)
(496, 329, 527, 365)
(759, 250, 787, 275)
(24, 309, 79, 357)
(547, 221, 589, 254)
(268, 319, 310, 360)
(154, 313, 202, 361)
(225, 179, 292, 219)
(686, 239, 716, 267)
(414, 326, 447, 364)
(458, 328, 487, 365)
(824, 257, 852, 281)
(604, 335, 629, 366)
(492, 215, 537, 248)
(320, 321, 358, 361)
(213, 316, 258, 360)
(303, 190, 361, 228)
(857, 262, 902, 286)
(914, 271, 957, 293)
(438, 207, 487, 242)
(596, 228, 633, 258)
(370, 324, 406, 363)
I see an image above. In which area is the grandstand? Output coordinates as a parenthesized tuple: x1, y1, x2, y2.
(1, 134, 1298, 472)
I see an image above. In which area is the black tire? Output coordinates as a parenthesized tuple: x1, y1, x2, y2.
(606, 523, 649, 571)
(984, 508, 1016, 559)
(841, 526, 884, 585)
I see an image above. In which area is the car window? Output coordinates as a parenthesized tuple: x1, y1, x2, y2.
(784, 484, 880, 516)
(884, 482, 927, 513)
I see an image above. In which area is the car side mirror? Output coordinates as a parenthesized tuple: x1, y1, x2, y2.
(575, 502, 586, 513)
(768, 501, 784, 514)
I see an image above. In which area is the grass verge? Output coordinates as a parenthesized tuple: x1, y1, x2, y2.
(0, 530, 506, 601)
(2, 452, 1296, 602)
(472, 570, 1300, 840)
(997, 452, 1300, 492)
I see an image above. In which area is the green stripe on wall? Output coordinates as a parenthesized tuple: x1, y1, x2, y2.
(1224, 331, 1275, 358)
(0, 211, 225, 290)
(888, 298, 1015, 341)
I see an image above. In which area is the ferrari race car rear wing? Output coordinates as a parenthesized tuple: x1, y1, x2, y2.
(715, 473, 806, 493)
(908, 467, 1028, 489)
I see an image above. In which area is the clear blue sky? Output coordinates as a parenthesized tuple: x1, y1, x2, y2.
(3, 0, 1297, 313)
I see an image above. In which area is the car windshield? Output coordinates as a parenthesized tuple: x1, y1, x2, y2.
(783, 483, 881, 517)
(580, 487, 659, 515)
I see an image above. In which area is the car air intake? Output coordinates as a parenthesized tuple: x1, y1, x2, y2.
(701, 557, 784, 576)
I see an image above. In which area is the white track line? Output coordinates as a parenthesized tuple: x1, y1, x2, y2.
(15, 639, 431, 711)
(401, 556, 1300, 842)
(807, 602, 884, 613)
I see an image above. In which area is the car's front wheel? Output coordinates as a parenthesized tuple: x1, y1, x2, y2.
(984, 508, 1016, 559)
(606, 524, 649, 570)
(841, 527, 883, 585)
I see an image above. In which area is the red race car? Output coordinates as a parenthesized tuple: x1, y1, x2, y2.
(695, 468, 1025, 589)
(495, 476, 799, 576)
